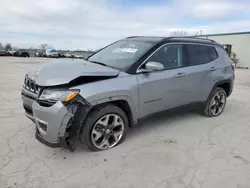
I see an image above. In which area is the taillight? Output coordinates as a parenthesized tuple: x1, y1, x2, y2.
(231, 63, 235, 72)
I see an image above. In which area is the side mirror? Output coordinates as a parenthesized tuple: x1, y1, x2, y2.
(145, 61, 164, 71)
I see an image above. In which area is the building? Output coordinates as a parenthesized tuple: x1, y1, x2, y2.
(197, 31, 250, 68)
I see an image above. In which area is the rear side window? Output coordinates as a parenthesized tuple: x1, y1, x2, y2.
(185, 44, 210, 66)
(208, 46, 218, 61)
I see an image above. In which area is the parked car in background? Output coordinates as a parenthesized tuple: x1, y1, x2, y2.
(74, 54, 84, 59)
(35, 52, 40, 57)
(64, 53, 72, 58)
(58, 53, 66, 58)
(45, 49, 59, 58)
(0, 50, 7, 56)
(35, 51, 46, 57)
(20, 52, 30, 57)
(13, 51, 19, 57)
(21, 36, 235, 152)
(7, 50, 17, 56)
(12, 51, 30, 57)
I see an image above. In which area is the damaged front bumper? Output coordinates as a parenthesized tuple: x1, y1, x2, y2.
(22, 90, 91, 151)
(32, 100, 73, 148)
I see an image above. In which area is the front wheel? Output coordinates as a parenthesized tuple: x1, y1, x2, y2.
(203, 87, 227, 117)
(80, 105, 129, 151)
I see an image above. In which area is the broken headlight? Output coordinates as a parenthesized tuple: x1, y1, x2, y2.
(39, 89, 80, 103)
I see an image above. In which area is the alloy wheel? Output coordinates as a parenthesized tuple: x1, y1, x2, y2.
(210, 90, 226, 116)
(91, 114, 125, 150)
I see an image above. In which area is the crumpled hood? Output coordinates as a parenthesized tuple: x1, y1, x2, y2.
(27, 59, 120, 86)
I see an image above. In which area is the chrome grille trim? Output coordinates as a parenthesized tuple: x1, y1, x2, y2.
(23, 76, 40, 94)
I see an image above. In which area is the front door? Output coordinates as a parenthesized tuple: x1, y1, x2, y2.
(136, 44, 192, 118)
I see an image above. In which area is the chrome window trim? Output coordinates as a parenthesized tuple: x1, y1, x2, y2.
(136, 42, 217, 73)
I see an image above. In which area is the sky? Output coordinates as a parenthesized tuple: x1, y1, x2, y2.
(0, 0, 249, 50)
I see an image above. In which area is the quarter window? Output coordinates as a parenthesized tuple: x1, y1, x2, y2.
(186, 44, 210, 66)
(147, 44, 183, 70)
(208, 46, 218, 61)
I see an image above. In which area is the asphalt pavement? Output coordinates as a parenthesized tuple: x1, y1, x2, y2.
(0, 57, 250, 188)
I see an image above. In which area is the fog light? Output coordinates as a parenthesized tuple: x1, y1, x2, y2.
(38, 121, 47, 132)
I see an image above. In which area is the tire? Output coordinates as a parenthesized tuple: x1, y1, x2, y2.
(80, 104, 129, 151)
(202, 87, 227, 117)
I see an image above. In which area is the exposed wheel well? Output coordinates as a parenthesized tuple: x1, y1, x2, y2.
(90, 100, 134, 127)
(217, 82, 231, 96)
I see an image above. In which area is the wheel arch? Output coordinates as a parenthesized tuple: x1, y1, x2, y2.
(205, 79, 233, 104)
(213, 79, 233, 97)
(88, 96, 139, 127)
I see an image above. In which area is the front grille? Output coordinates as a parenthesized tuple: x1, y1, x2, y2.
(24, 77, 40, 94)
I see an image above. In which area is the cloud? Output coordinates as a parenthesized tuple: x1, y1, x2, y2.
(192, 0, 250, 20)
(0, 0, 249, 50)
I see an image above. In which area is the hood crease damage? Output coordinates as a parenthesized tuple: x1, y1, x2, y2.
(27, 59, 120, 87)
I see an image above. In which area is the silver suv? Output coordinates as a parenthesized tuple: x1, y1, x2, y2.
(21, 36, 235, 151)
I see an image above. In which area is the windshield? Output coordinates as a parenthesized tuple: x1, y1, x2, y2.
(88, 40, 155, 69)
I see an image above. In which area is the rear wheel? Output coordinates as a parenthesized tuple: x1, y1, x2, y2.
(203, 87, 227, 117)
(80, 104, 128, 151)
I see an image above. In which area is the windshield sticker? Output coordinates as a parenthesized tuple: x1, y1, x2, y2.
(121, 48, 138, 53)
(112, 48, 138, 53)
(112, 48, 122, 53)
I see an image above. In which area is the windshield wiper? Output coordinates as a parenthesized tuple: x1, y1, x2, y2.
(88, 60, 107, 67)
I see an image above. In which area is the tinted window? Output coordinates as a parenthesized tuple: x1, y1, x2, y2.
(88, 40, 155, 69)
(208, 46, 218, 61)
(147, 44, 183, 70)
(186, 44, 210, 66)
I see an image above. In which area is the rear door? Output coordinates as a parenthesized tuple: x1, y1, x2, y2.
(183, 44, 218, 102)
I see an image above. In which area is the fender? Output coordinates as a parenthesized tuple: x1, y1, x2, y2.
(89, 95, 139, 124)
(62, 95, 92, 152)
(63, 95, 138, 152)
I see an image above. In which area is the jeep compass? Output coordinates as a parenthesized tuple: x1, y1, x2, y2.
(21, 36, 235, 151)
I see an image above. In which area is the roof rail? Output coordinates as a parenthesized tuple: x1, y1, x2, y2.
(126, 36, 139, 39)
(189, 36, 216, 42)
(125, 36, 217, 44)
(126, 36, 164, 39)
(169, 36, 216, 43)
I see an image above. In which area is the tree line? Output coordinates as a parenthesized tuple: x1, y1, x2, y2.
(0, 42, 94, 53)
(0, 43, 13, 51)
(0, 31, 193, 52)
(0, 42, 54, 51)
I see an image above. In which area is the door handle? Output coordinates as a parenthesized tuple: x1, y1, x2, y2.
(175, 73, 186, 78)
(209, 67, 217, 71)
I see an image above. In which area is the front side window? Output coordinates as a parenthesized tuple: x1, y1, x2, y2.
(186, 44, 210, 66)
(88, 40, 155, 69)
(146, 44, 183, 70)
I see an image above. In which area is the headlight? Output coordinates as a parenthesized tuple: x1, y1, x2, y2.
(39, 89, 80, 103)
